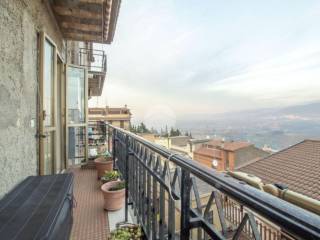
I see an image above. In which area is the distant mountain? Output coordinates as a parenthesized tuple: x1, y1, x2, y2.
(179, 101, 320, 123)
(177, 102, 320, 150)
(275, 102, 320, 119)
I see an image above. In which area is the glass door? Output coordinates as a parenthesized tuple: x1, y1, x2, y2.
(66, 65, 88, 167)
(39, 33, 57, 175)
(56, 56, 66, 173)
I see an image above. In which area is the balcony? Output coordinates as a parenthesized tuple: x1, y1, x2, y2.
(50, 0, 121, 44)
(101, 123, 320, 240)
(79, 47, 107, 97)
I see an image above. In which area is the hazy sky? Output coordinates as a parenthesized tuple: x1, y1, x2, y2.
(89, 0, 320, 127)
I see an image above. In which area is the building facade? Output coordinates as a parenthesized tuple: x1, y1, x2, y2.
(193, 140, 270, 171)
(0, 0, 120, 197)
(89, 106, 132, 130)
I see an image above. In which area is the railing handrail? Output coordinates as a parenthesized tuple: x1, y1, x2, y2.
(76, 48, 107, 73)
(108, 123, 320, 239)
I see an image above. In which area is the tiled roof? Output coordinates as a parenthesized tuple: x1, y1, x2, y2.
(207, 140, 252, 151)
(238, 140, 320, 201)
(194, 147, 222, 158)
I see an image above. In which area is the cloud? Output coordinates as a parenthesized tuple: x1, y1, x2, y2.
(207, 46, 320, 106)
(89, 0, 320, 127)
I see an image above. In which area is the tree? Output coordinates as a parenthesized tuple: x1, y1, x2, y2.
(130, 122, 151, 134)
(170, 127, 181, 137)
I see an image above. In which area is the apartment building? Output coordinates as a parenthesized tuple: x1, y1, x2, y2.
(0, 0, 120, 196)
(0, 1, 319, 240)
(193, 140, 270, 171)
(89, 105, 131, 130)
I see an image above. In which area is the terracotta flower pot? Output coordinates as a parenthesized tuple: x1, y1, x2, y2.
(101, 181, 125, 211)
(94, 156, 113, 179)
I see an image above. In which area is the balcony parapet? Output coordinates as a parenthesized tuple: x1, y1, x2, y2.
(78, 48, 107, 74)
(106, 124, 320, 240)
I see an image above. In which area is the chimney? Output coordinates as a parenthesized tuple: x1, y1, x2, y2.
(221, 138, 225, 148)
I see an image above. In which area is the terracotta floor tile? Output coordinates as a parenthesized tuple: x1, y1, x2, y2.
(69, 167, 109, 240)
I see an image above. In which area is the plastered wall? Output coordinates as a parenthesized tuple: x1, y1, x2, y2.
(0, 0, 64, 197)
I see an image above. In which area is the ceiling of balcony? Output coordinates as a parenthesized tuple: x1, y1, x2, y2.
(50, 0, 121, 44)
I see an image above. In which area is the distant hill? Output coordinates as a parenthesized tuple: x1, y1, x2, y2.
(177, 102, 320, 150)
(179, 101, 320, 123)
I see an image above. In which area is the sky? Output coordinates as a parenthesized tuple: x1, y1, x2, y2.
(89, 0, 320, 128)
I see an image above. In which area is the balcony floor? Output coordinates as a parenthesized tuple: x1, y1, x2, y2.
(69, 167, 110, 240)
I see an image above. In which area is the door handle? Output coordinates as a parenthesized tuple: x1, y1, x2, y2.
(42, 110, 47, 120)
(40, 134, 48, 138)
(35, 133, 48, 138)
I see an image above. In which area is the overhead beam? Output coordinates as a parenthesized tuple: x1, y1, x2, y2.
(79, 0, 104, 3)
(64, 32, 103, 43)
(62, 28, 102, 36)
(56, 15, 102, 25)
(61, 22, 101, 32)
(53, 5, 102, 19)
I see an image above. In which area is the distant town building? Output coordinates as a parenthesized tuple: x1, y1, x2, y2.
(188, 138, 212, 152)
(193, 139, 270, 171)
(88, 105, 131, 130)
(169, 136, 191, 146)
(155, 137, 212, 158)
(237, 139, 320, 201)
(155, 136, 190, 149)
(137, 133, 156, 143)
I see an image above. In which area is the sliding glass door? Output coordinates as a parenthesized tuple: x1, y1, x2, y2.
(66, 65, 88, 167)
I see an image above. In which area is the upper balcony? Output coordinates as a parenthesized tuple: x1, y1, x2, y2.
(49, 0, 121, 44)
(67, 43, 107, 97)
(79, 47, 107, 97)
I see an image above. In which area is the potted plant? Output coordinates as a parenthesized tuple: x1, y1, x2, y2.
(101, 181, 125, 211)
(109, 223, 143, 240)
(101, 170, 121, 184)
(94, 151, 113, 179)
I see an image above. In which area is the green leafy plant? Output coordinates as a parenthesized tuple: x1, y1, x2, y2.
(101, 170, 120, 183)
(98, 150, 112, 161)
(109, 223, 143, 240)
(103, 151, 112, 157)
(109, 181, 125, 191)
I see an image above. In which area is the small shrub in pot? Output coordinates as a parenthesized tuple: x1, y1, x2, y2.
(94, 151, 113, 179)
(109, 223, 143, 240)
(101, 170, 121, 184)
(101, 181, 125, 211)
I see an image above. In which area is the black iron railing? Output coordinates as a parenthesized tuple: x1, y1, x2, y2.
(107, 124, 320, 240)
(79, 48, 107, 73)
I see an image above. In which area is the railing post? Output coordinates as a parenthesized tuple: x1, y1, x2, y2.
(180, 169, 191, 240)
(112, 128, 116, 170)
(107, 124, 111, 152)
(125, 135, 130, 222)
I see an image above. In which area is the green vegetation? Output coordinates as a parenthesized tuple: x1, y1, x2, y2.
(104, 151, 112, 157)
(109, 181, 125, 191)
(101, 170, 120, 183)
(130, 122, 151, 133)
(130, 122, 192, 138)
(110, 224, 143, 240)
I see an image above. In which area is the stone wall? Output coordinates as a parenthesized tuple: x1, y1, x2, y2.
(0, 0, 64, 197)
